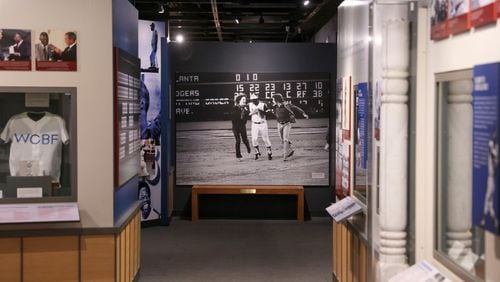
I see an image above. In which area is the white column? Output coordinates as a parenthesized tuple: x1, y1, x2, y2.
(377, 18, 409, 281)
(446, 79, 474, 270)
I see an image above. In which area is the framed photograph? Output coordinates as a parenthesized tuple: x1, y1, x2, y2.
(34, 29, 77, 71)
(175, 72, 330, 186)
(431, 0, 450, 40)
(0, 29, 31, 71)
(448, 0, 471, 34)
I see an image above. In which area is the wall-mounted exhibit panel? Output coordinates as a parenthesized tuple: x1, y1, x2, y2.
(113, 48, 141, 189)
(170, 42, 335, 188)
(175, 72, 330, 186)
(0, 87, 76, 203)
(169, 42, 335, 217)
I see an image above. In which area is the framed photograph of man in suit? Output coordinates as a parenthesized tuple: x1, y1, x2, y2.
(0, 28, 31, 71)
(35, 29, 77, 71)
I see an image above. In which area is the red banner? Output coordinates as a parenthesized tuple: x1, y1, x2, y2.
(36, 61, 77, 71)
(0, 61, 31, 71)
(431, 22, 449, 40)
(448, 13, 470, 34)
(470, 3, 496, 27)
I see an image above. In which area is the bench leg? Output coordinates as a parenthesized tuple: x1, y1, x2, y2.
(297, 192, 304, 222)
(191, 191, 199, 221)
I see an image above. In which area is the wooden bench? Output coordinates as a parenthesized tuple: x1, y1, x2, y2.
(191, 185, 304, 222)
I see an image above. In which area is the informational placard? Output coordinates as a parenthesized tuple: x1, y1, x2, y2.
(430, 0, 449, 40)
(0, 202, 80, 224)
(388, 260, 451, 282)
(472, 62, 500, 235)
(448, 0, 470, 34)
(326, 196, 362, 222)
(25, 93, 50, 108)
(34, 29, 78, 71)
(356, 83, 368, 170)
(114, 48, 141, 188)
(342, 144, 351, 197)
(175, 72, 329, 122)
(0, 29, 32, 71)
(17, 187, 43, 198)
(342, 76, 351, 140)
(175, 72, 330, 186)
(470, 0, 497, 27)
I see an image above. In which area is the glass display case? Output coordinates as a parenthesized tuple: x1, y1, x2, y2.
(0, 87, 76, 203)
(435, 71, 485, 281)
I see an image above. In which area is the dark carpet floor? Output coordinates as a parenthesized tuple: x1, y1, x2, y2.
(139, 217, 332, 282)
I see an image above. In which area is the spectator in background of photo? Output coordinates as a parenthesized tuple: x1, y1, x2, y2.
(8, 31, 30, 61)
(51, 31, 77, 61)
(232, 94, 251, 161)
(35, 32, 52, 61)
(271, 94, 309, 161)
(249, 93, 273, 160)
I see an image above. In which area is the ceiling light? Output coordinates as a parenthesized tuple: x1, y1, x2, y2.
(158, 4, 165, 14)
(303, 0, 310, 6)
(235, 17, 241, 24)
(176, 34, 184, 43)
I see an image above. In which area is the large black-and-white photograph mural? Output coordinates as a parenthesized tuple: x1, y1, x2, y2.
(175, 72, 330, 185)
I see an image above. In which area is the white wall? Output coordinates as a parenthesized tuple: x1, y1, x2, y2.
(314, 16, 337, 44)
(416, 7, 500, 281)
(0, 0, 115, 227)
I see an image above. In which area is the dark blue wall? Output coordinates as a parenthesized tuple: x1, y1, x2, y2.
(113, 0, 139, 223)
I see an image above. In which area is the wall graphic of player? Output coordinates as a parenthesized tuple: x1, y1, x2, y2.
(139, 74, 161, 175)
(271, 94, 309, 161)
(231, 94, 251, 161)
(149, 23, 158, 70)
(248, 93, 272, 160)
(139, 74, 162, 219)
(138, 180, 160, 219)
(480, 131, 499, 229)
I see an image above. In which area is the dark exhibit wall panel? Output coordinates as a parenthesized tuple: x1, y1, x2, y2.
(171, 43, 335, 187)
(169, 42, 336, 216)
(170, 42, 335, 73)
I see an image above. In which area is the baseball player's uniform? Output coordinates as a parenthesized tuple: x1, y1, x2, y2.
(249, 101, 272, 160)
(0, 112, 69, 182)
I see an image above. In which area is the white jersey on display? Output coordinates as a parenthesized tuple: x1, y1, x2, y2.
(0, 112, 69, 182)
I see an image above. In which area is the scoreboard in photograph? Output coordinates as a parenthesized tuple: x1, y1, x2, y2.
(174, 72, 331, 122)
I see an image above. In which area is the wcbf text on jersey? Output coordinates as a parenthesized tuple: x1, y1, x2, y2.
(13, 133, 60, 145)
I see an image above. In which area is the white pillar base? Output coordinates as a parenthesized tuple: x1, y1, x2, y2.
(377, 254, 409, 282)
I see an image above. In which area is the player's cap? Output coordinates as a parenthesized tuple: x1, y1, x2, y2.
(250, 93, 259, 100)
